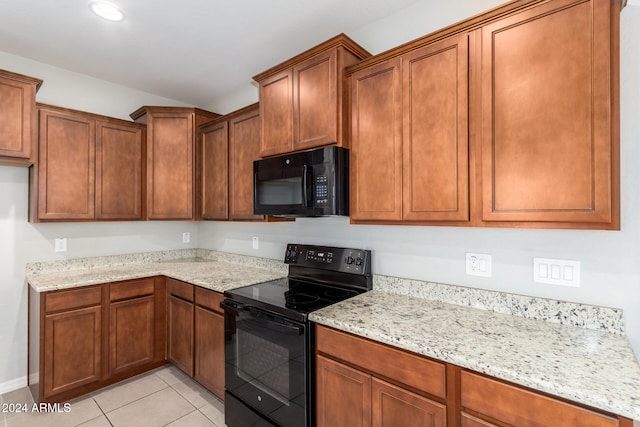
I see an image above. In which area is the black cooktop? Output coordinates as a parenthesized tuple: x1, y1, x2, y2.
(224, 244, 372, 322)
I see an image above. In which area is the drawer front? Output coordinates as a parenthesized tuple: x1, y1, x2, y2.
(110, 278, 155, 301)
(316, 325, 446, 399)
(461, 371, 620, 427)
(166, 278, 194, 302)
(45, 285, 103, 313)
(194, 287, 224, 314)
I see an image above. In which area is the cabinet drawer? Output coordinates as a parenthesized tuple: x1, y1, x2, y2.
(110, 278, 155, 302)
(316, 325, 445, 399)
(166, 278, 194, 302)
(194, 287, 224, 314)
(45, 285, 102, 313)
(461, 371, 620, 427)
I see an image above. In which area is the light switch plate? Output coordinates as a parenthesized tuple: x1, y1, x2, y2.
(182, 232, 191, 244)
(54, 238, 67, 252)
(252, 236, 259, 250)
(533, 258, 580, 287)
(466, 253, 492, 277)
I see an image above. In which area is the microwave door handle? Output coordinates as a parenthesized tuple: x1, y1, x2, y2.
(302, 165, 309, 207)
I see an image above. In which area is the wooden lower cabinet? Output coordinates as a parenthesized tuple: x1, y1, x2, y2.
(29, 278, 166, 403)
(167, 279, 195, 376)
(316, 325, 633, 427)
(460, 371, 631, 427)
(194, 287, 225, 399)
(316, 325, 447, 427)
(43, 304, 102, 399)
(166, 278, 226, 398)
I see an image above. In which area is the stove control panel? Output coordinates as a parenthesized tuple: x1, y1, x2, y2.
(284, 244, 371, 275)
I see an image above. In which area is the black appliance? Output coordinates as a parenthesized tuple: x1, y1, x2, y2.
(253, 146, 349, 217)
(222, 243, 372, 427)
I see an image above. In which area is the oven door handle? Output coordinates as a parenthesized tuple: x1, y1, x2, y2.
(247, 306, 305, 336)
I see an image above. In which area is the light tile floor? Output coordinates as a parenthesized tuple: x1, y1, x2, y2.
(0, 365, 226, 427)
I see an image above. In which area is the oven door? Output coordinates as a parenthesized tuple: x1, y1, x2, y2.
(222, 299, 308, 427)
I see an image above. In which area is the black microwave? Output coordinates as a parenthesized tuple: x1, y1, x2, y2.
(253, 146, 349, 217)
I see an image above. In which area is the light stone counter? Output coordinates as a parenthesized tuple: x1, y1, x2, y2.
(26, 249, 287, 293)
(309, 289, 640, 420)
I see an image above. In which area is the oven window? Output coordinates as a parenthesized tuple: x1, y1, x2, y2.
(235, 316, 305, 405)
(257, 178, 303, 205)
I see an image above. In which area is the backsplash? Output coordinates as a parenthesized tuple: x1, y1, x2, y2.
(374, 275, 625, 335)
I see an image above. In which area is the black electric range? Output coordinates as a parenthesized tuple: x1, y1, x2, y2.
(222, 243, 372, 427)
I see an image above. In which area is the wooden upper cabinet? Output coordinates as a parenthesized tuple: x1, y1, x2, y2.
(199, 120, 229, 220)
(0, 69, 42, 165)
(349, 34, 469, 224)
(228, 105, 263, 220)
(34, 104, 145, 222)
(131, 106, 220, 220)
(402, 34, 469, 222)
(349, 58, 403, 222)
(38, 107, 96, 220)
(480, 0, 618, 227)
(95, 121, 144, 220)
(254, 34, 370, 157)
(199, 103, 265, 221)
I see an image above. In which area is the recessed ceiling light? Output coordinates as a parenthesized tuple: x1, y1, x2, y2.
(89, 1, 125, 21)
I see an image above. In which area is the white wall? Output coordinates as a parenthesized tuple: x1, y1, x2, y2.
(1, 0, 639, 394)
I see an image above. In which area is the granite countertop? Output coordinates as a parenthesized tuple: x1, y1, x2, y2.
(26, 250, 287, 294)
(309, 290, 640, 420)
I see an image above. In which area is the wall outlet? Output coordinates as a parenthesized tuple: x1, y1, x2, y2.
(252, 236, 259, 250)
(466, 253, 492, 277)
(182, 232, 190, 244)
(533, 258, 580, 287)
(54, 238, 67, 253)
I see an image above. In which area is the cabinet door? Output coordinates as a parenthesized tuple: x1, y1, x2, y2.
(43, 305, 101, 398)
(147, 112, 194, 219)
(109, 296, 155, 376)
(402, 34, 469, 222)
(229, 107, 263, 220)
(350, 58, 403, 221)
(167, 294, 194, 376)
(95, 120, 144, 220)
(194, 306, 224, 399)
(293, 49, 337, 151)
(38, 108, 95, 220)
(372, 378, 446, 427)
(0, 71, 39, 161)
(480, 0, 615, 225)
(260, 70, 293, 156)
(200, 121, 228, 220)
(316, 355, 371, 427)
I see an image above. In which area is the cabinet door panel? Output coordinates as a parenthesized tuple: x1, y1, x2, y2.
(147, 114, 193, 219)
(194, 306, 224, 398)
(260, 70, 293, 156)
(44, 306, 101, 398)
(38, 109, 95, 219)
(95, 121, 144, 219)
(0, 75, 37, 160)
(109, 296, 154, 376)
(481, 0, 613, 223)
(350, 58, 403, 221)
(403, 34, 469, 221)
(167, 295, 194, 376)
(294, 50, 337, 151)
(316, 355, 371, 427)
(229, 108, 263, 220)
(200, 121, 228, 220)
(372, 378, 446, 427)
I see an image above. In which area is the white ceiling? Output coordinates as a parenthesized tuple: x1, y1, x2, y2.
(0, 0, 422, 107)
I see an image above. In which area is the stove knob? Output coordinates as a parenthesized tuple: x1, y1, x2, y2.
(355, 258, 363, 266)
(345, 256, 355, 265)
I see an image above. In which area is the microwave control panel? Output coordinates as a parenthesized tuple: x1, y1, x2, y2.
(315, 175, 329, 205)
